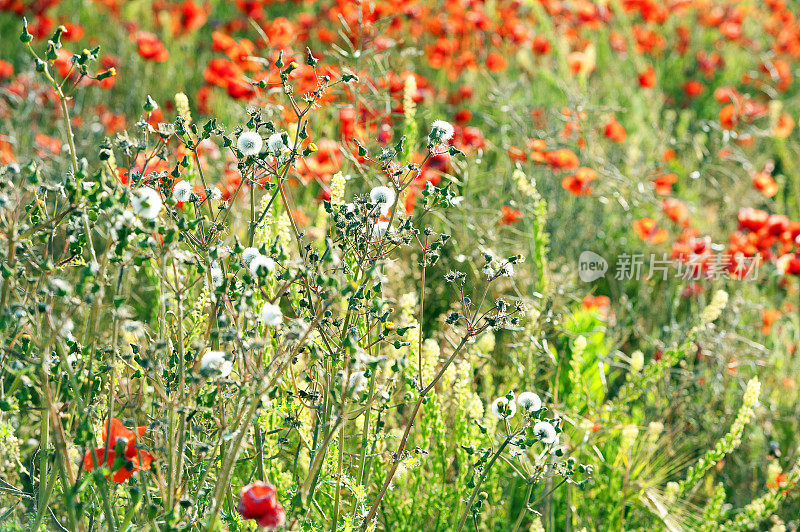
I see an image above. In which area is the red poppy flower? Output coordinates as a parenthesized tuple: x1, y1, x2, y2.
(500, 205, 522, 225)
(237, 481, 286, 529)
(174, 0, 208, 34)
(638, 67, 656, 88)
(767, 214, 790, 236)
(0, 60, 12, 79)
(561, 166, 596, 196)
(604, 118, 626, 142)
(83, 418, 154, 483)
(683, 80, 704, 98)
(567, 51, 594, 75)
(779, 254, 800, 276)
(61, 22, 85, 41)
(738, 208, 769, 232)
(135, 31, 169, 63)
(532, 35, 551, 55)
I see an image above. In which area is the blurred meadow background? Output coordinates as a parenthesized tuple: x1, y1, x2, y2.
(1, 0, 800, 530)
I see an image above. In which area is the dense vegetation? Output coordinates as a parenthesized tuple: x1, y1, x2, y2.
(1, 0, 800, 530)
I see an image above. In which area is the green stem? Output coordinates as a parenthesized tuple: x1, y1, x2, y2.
(455, 434, 516, 532)
(32, 403, 51, 532)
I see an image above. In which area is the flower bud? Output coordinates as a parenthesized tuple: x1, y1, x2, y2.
(20, 18, 32, 43)
(143, 95, 158, 113)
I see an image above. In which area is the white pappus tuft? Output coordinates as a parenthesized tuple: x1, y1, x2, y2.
(533, 421, 558, 445)
(249, 255, 275, 276)
(237, 131, 263, 157)
(260, 302, 283, 326)
(267, 133, 286, 156)
(199, 350, 233, 379)
(210, 263, 224, 288)
(131, 187, 163, 220)
(516, 392, 542, 413)
(348, 371, 367, 395)
(172, 180, 194, 202)
(372, 221, 390, 240)
(429, 120, 455, 143)
(242, 247, 261, 267)
(491, 396, 517, 419)
(369, 186, 396, 216)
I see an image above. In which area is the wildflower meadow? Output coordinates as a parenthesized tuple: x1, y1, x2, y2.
(1, 0, 800, 530)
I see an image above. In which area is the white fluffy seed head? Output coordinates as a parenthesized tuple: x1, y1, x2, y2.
(260, 302, 283, 326)
(369, 186, 396, 215)
(173, 180, 194, 202)
(491, 396, 517, 419)
(533, 421, 558, 445)
(131, 187, 163, 220)
(237, 131, 263, 157)
(199, 351, 233, 379)
(430, 120, 455, 142)
(372, 221, 390, 240)
(267, 133, 285, 156)
(249, 255, 275, 276)
(210, 263, 224, 288)
(516, 392, 542, 413)
(242, 247, 261, 267)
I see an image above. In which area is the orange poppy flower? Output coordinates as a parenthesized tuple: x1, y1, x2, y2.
(582, 294, 610, 311)
(753, 171, 778, 198)
(762, 309, 781, 335)
(719, 104, 739, 129)
(486, 52, 507, 72)
(268, 17, 296, 48)
(545, 148, 579, 170)
(661, 198, 689, 226)
(653, 173, 677, 195)
(0, 137, 14, 165)
(633, 218, 668, 244)
(774, 112, 795, 138)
